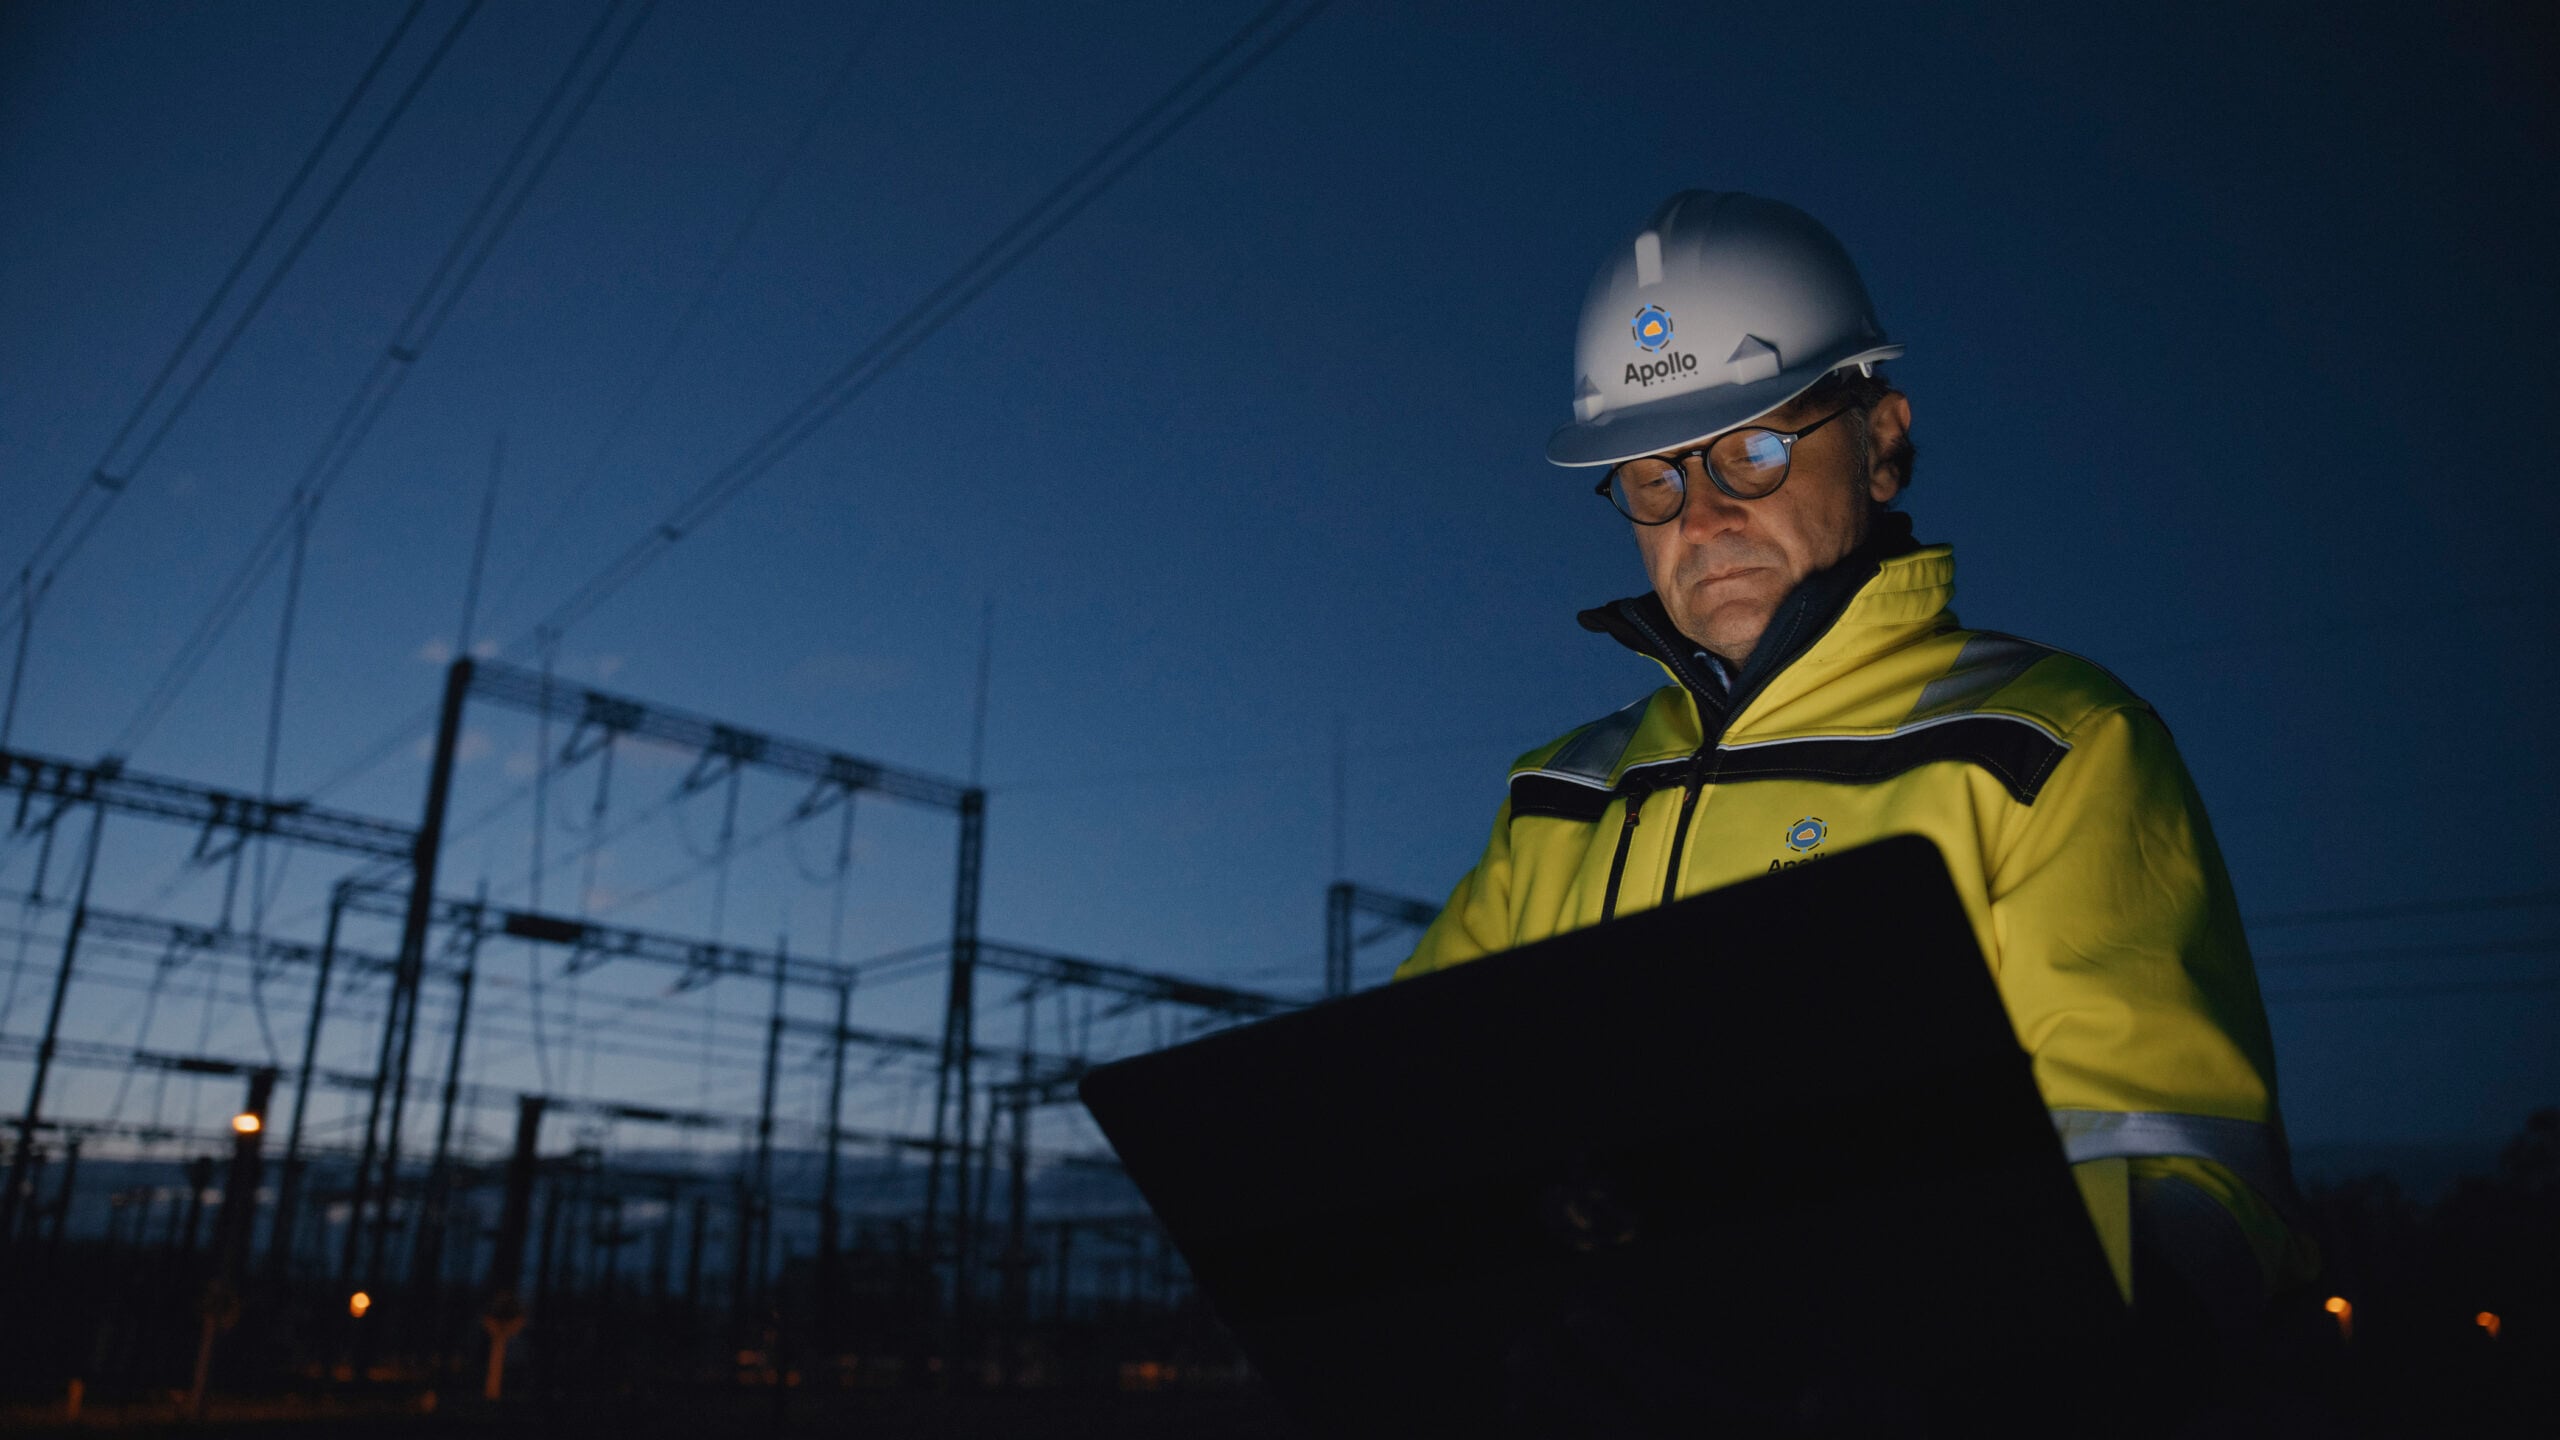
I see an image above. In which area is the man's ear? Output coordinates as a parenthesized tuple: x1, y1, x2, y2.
(1865, 391, 1912, 504)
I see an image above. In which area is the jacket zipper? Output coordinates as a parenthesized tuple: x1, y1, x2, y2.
(1615, 595, 1861, 910)
(1657, 754, 1712, 907)
(1617, 603, 1722, 910)
(1598, 788, 1647, 924)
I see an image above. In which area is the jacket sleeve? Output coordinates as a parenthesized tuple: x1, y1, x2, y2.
(1395, 799, 1520, 981)
(1985, 701, 2311, 1294)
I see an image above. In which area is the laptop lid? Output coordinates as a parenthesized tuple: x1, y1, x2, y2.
(1079, 835, 2129, 1437)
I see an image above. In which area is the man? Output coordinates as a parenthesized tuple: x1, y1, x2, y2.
(1396, 191, 2312, 1369)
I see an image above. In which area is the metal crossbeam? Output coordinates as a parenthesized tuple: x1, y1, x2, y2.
(468, 660, 975, 812)
(986, 1060, 1091, 1109)
(975, 940, 1299, 1018)
(0, 1034, 939, 1152)
(1337, 885, 1441, 930)
(774, 1012, 1074, 1078)
(327, 892, 1282, 1041)
(1, 748, 415, 860)
(70, 903, 401, 978)
(116, 880, 1089, 1079)
(336, 881, 858, 991)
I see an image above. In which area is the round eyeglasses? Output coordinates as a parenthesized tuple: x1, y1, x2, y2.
(1595, 405, 1855, 524)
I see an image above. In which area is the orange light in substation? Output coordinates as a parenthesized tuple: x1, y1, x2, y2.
(231, 1112, 262, 1135)
(2324, 1296, 2353, 1342)
(2476, 1311, 2500, 1340)
(349, 1291, 373, 1319)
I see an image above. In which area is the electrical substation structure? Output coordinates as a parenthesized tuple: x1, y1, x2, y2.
(0, 658, 1315, 1406)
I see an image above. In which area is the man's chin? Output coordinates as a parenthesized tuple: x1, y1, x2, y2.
(1673, 579, 1779, 640)
(1675, 599, 1779, 659)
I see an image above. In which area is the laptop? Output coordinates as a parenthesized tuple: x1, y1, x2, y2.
(1078, 835, 2131, 1437)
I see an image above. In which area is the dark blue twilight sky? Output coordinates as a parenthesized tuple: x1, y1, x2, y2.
(1, 2, 2554, 1170)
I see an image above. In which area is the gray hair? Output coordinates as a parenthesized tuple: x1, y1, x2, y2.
(1794, 365, 1916, 499)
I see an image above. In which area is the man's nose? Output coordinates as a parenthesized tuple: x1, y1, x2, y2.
(1677, 457, 1747, 540)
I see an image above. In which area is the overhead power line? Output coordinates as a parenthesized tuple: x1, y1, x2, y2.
(5, 0, 443, 609)
(285, 0, 1334, 814)
(482, 2, 896, 634)
(1, 0, 477, 749)
(529, 0, 1333, 640)
(105, 0, 659, 761)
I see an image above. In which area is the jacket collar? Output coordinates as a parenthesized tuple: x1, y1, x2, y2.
(1578, 511, 1942, 734)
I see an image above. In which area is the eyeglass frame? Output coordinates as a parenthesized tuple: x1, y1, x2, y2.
(1593, 403, 1858, 523)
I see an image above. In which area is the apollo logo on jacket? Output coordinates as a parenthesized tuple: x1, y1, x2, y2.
(1770, 816, 1833, 872)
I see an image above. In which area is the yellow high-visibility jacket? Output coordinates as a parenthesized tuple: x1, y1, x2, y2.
(1396, 529, 2312, 1299)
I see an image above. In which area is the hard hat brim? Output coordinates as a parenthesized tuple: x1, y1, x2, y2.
(1544, 341, 1905, 468)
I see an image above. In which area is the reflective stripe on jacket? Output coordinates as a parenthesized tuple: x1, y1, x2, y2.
(1395, 532, 2313, 1298)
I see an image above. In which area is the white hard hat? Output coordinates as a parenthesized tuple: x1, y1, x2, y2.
(1547, 191, 1903, 469)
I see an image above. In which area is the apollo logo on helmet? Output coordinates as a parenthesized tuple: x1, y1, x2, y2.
(1623, 304, 1695, 388)
(1631, 304, 1673, 351)
(1624, 351, 1699, 388)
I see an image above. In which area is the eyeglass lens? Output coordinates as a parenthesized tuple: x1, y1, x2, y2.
(1607, 428, 1793, 521)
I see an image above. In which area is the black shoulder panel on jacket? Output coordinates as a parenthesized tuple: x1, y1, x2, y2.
(1507, 715, 2069, 819)
(1507, 774, 1615, 823)
(1508, 757, 1689, 822)
(1709, 715, 2070, 806)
